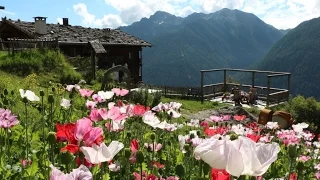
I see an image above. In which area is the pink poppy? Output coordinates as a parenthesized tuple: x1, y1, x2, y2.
(112, 88, 129, 96)
(79, 89, 94, 97)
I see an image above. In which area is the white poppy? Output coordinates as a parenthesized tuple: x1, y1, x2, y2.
(80, 141, 124, 164)
(194, 136, 280, 177)
(60, 98, 71, 109)
(97, 91, 114, 100)
(19, 89, 40, 101)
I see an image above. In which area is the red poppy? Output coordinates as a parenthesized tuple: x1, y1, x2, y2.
(55, 123, 77, 144)
(150, 161, 165, 169)
(133, 104, 150, 116)
(289, 172, 297, 180)
(233, 115, 246, 121)
(130, 139, 139, 153)
(75, 157, 95, 168)
(211, 168, 230, 180)
(61, 144, 79, 154)
(204, 127, 227, 137)
(246, 134, 261, 143)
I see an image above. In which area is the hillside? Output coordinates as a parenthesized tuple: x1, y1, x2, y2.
(121, 8, 285, 86)
(253, 17, 320, 98)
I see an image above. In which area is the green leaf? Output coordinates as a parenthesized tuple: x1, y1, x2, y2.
(25, 160, 38, 177)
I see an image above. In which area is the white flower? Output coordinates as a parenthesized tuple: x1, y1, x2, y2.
(187, 119, 200, 127)
(80, 141, 124, 164)
(292, 122, 309, 133)
(109, 161, 121, 172)
(167, 109, 181, 118)
(19, 89, 40, 101)
(60, 98, 71, 109)
(266, 122, 279, 129)
(194, 136, 280, 177)
(97, 91, 114, 100)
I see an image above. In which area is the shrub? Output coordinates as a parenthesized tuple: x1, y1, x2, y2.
(282, 95, 320, 133)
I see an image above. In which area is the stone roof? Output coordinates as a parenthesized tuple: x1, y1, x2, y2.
(89, 40, 107, 54)
(2, 19, 152, 47)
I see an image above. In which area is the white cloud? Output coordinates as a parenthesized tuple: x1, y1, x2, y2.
(0, 10, 16, 16)
(57, 17, 63, 24)
(73, 3, 96, 25)
(73, 0, 320, 29)
(94, 14, 123, 28)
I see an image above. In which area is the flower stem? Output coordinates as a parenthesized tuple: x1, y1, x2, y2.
(24, 102, 28, 160)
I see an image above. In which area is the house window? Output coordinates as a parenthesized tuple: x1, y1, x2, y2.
(129, 52, 132, 59)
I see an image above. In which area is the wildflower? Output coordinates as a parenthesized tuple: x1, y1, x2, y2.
(85, 100, 97, 109)
(266, 122, 279, 129)
(233, 115, 246, 121)
(112, 88, 129, 97)
(60, 98, 71, 109)
(133, 104, 150, 116)
(292, 122, 309, 133)
(97, 90, 114, 100)
(297, 155, 311, 162)
(66, 84, 80, 92)
(0, 108, 19, 128)
(21, 159, 32, 167)
(19, 89, 39, 101)
(80, 141, 124, 164)
(50, 164, 93, 180)
(194, 136, 280, 177)
(79, 89, 94, 97)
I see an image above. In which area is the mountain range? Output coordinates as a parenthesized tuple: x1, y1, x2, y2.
(252, 17, 320, 98)
(120, 8, 285, 86)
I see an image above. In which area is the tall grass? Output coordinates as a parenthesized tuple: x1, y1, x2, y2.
(0, 49, 82, 85)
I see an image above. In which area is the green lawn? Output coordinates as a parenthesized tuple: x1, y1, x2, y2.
(161, 97, 229, 113)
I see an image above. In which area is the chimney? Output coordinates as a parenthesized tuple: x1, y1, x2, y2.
(104, 28, 111, 38)
(63, 18, 69, 26)
(34, 16, 47, 35)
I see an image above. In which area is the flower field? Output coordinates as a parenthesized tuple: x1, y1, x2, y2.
(0, 83, 319, 180)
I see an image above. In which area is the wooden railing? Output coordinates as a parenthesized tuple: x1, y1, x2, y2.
(200, 68, 291, 107)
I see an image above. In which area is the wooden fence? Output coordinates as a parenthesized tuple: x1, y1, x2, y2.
(139, 84, 201, 100)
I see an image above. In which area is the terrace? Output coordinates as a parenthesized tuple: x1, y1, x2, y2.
(141, 68, 290, 108)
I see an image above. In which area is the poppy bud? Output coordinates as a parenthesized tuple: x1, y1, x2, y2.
(22, 97, 28, 103)
(175, 164, 185, 177)
(48, 94, 54, 104)
(203, 162, 211, 175)
(297, 161, 304, 171)
(39, 90, 45, 97)
(230, 134, 238, 141)
(150, 133, 156, 141)
(60, 151, 73, 165)
(190, 133, 195, 139)
(52, 87, 55, 93)
(288, 145, 297, 159)
(47, 132, 56, 144)
(11, 90, 14, 96)
(3, 98, 8, 105)
(196, 130, 201, 136)
(127, 131, 132, 138)
(4, 89, 8, 96)
(124, 148, 131, 158)
(136, 151, 144, 164)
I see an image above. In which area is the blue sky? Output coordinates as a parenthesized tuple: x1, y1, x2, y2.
(1, 0, 320, 29)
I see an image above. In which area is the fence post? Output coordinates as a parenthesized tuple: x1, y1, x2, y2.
(267, 76, 270, 107)
(287, 73, 291, 101)
(201, 71, 204, 103)
(223, 69, 227, 92)
(252, 71, 255, 87)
